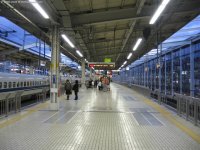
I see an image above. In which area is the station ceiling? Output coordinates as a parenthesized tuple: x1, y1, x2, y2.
(0, 0, 200, 69)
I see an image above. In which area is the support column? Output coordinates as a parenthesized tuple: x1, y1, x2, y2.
(50, 25, 60, 110)
(90, 68, 92, 79)
(190, 41, 195, 97)
(164, 55, 167, 95)
(180, 48, 183, 94)
(29, 66, 34, 74)
(81, 59, 86, 87)
(171, 52, 174, 95)
(159, 43, 162, 93)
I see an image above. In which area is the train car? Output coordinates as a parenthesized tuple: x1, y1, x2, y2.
(0, 72, 81, 100)
(0, 72, 49, 92)
(0, 72, 50, 101)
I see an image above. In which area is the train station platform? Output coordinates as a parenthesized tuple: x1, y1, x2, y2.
(0, 83, 200, 150)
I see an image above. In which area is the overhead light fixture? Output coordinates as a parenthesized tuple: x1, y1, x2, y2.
(29, 0, 49, 19)
(127, 53, 132, 60)
(149, 0, 171, 24)
(84, 59, 88, 63)
(123, 61, 127, 65)
(61, 34, 75, 48)
(126, 67, 130, 71)
(76, 50, 83, 57)
(133, 38, 142, 51)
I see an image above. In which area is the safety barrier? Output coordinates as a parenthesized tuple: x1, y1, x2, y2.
(174, 93, 200, 126)
(0, 88, 48, 118)
(0, 91, 23, 117)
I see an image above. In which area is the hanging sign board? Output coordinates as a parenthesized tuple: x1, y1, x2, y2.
(104, 58, 111, 63)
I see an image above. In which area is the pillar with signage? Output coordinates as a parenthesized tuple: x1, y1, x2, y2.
(50, 25, 60, 110)
(81, 59, 86, 87)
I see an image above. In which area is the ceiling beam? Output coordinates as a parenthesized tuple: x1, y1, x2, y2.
(71, 1, 200, 26)
(116, 0, 146, 62)
(85, 26, 130, 34)
(91, 51, 129, 57)
(91, 45, 122, 51)
(71, 6, 151, 26)
(85, 38, 123, 44)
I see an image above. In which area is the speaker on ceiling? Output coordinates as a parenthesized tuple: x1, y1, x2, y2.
(143, 27, 151, 40)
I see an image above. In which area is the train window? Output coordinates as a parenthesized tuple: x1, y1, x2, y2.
(4, 82, 7, 89)
(24, 82, 26, 87)
(30, 81, 32, 86)
(9, 82, 12, 88)
(0, 82, 2, 89)
(13, 82, 16, 88)
(21, 82, 23, 87)
(17, 82, 19, 87)
(27, 82, 29, 87)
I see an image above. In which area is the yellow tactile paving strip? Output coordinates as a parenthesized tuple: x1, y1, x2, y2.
(0, 84, 199, 150)
(0, 102, 48, 129)
(121, 84, 200, 144)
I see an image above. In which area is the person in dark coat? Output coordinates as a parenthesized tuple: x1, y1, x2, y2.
(65, 80, 72, 100)
(73, 80, 79, 100)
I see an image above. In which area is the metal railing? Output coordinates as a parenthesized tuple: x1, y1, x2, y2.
(0, 88, 48, 118)
(0, 91, 23, 117)
(174, 93, 200, 125)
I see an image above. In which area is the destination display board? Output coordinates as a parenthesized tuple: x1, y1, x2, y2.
(88, 62, 115, 69)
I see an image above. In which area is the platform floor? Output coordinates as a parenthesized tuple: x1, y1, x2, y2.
(0, 83, 200, 150)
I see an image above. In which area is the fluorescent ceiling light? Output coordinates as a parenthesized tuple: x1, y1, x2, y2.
(133, 38, 142, 51)
(76, 50, 83, 57)
(123, 61, 127, 65)
(29, 0, 49, 19)
(126, 67, 129, 71)
(61, 34, 75, 48)
(127, 53, 132, 60)
(149, 0, 171, 24)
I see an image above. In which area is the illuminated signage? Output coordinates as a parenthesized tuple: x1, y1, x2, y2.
(104, 58, 111, 63)
(88, 62, 115, 68)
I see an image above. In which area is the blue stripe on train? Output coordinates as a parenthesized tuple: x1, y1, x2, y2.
(0, 85, 50, 93)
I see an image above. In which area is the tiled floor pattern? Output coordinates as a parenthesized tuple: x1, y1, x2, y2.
(0, 84, 199, 150)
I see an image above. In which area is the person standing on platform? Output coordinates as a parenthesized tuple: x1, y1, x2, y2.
(65, 80, 72, 100)
(73, 80, 79, 100)
(98, 81, 102, 90)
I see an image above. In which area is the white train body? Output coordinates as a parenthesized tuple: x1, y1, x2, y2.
(0, 72, 49, 90)
(0, 72, 81, 100)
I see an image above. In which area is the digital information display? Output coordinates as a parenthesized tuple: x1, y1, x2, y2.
(88, 62, 115, 69)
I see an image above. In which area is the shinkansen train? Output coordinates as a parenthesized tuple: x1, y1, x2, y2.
(0, 72, 81, 100)
(0, 72, 49, 92)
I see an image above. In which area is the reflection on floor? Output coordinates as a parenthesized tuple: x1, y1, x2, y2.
(0, 83, 200, 150)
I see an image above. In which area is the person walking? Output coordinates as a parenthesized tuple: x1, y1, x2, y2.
(73, 80, 79, 100)
(65, 80, 72, 100)
(98, 81, 102, 90)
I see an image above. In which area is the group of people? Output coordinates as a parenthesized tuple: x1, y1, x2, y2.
(86, 77, 110, 91)
(65, 77, 111, 100)
(65, 80, 79, 100)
